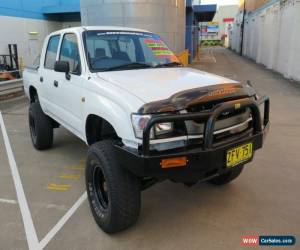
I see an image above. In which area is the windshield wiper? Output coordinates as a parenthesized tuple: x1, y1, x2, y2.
(103, 62, 153, 72)
(154, 62, 183, 68)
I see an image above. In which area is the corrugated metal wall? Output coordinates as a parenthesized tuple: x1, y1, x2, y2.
(80, 0, 186, 53)
(239, 0, 270, 11)
(231, 0, 300, 81)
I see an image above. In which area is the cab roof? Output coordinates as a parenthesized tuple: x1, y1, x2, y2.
(50, 26, 151, 35)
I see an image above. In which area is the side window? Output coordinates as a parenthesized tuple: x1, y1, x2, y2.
(44, 35, 60, 70)
(59, 33, 81, 74)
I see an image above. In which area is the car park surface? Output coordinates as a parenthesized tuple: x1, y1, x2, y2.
(0, 48, 299, 250)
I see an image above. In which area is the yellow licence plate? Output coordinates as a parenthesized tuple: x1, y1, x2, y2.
(226, 143, 253, 168)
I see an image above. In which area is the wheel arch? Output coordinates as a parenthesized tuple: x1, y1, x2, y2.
(85, 114, 121, 145)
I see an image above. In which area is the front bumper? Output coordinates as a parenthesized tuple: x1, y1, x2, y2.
(115, 96, 270, 182)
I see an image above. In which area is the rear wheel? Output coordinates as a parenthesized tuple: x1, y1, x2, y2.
(208, 165, 244, 185)
(86, 140, 141, 234)
(28, 102, 53, 150)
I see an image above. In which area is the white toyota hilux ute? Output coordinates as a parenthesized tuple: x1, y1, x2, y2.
(23, 26, 270, 233)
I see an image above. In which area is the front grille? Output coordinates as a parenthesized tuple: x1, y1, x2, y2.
(150, 101, 253, 152)
(218, 108, 247, 120)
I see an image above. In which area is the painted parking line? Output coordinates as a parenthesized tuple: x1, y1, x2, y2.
(59, 174, 81, 180)
(1, 111, 88, 249)
(39, 191, 87, 249)
(0, 198, 18, 204)
(0, 112, 40, 250)
(198, 48, 217, 63)
(209, 48, 217, 63)
(65, 165, 84, 170)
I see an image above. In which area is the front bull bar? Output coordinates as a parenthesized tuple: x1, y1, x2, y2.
(142, 96, 270, 156)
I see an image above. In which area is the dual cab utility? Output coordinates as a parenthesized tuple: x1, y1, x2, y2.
(24, 27, 270, 233)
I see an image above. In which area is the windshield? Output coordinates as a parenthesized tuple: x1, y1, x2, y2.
(83, 30, 180, 72)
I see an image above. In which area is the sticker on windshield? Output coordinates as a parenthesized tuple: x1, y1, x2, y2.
(144, 39, 175, 59)
(96, 31, 152, 37)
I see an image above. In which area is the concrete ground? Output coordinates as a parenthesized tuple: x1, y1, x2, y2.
(0, 48, 299, 250)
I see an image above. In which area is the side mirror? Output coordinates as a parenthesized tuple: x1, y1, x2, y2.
(54, 61, 71, 80)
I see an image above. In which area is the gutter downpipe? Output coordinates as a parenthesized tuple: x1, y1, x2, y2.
(240, 0, 246, 55)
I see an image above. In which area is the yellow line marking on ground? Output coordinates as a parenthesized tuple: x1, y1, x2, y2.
(47, 186, 70, 191)
(65, 165, 85, 170)
(47, 183, 71, 191)
(59, 174, 81, 180)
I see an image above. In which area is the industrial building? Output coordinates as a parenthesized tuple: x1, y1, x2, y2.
(0, 0, 81, 69)
(230, 0, 300, 81)
(0, 0, 216, 73)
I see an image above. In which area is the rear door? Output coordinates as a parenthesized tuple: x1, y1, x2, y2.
(39, 34, 61, 115)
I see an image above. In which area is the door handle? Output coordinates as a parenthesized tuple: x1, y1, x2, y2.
(40, 76, 43, 82)
(54, 80, 58, 87)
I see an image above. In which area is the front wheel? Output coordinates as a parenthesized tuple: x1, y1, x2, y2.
(208, 165, 244, 185)
(86, 140, 141, 234)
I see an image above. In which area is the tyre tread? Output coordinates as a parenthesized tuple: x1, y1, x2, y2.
(86, 140, 141, 233)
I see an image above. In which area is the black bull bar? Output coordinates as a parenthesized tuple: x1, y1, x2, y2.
(141, 96, 270, 156)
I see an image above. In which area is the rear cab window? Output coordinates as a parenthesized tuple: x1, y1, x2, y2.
(44, 35, 60, 70)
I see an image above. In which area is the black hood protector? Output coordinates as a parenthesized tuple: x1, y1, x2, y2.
(138, 83, 256, 114)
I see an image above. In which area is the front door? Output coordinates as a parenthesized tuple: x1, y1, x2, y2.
(53, 33, 83, 137)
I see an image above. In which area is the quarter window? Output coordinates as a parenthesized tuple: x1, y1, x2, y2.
(44, 35, 60, 70)
(59, 33, 81, 74)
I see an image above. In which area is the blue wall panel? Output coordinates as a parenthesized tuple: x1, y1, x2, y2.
(43, 0, 60, 6)
(0, 0, 21, 10)
(0, 0, 80, 20)
(43, 0, 80, 13)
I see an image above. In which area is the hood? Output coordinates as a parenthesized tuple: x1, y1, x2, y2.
(97, 67, 255, 114)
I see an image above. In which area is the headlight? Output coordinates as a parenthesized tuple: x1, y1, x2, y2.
(131, 114, 174, 139)
(131, 114, 152, 139)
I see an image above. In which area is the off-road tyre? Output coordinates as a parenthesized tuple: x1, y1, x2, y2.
(28, 102, 53, 150)
(208, 165, 244, 185)
(86, 140, 141, 234)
